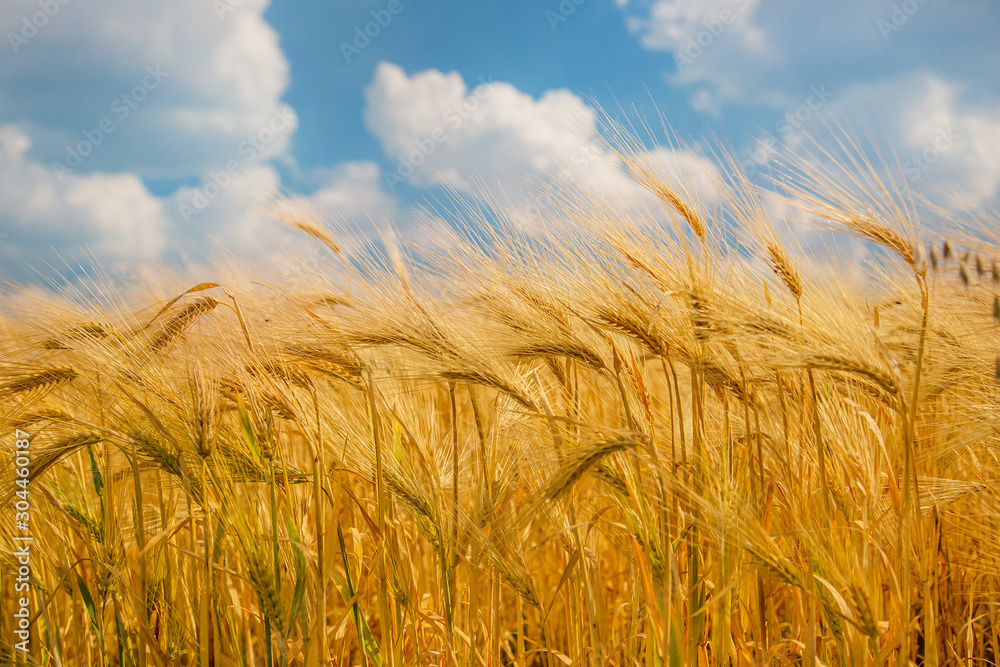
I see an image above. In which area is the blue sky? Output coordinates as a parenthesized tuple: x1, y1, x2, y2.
(0, 0, 997, 281)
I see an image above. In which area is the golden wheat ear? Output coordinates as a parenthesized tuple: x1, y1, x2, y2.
(285, 214, 342, 253)
(148, 297, 218, 351)
(0, 365, 77, 398)
(765, 242, 803, 301)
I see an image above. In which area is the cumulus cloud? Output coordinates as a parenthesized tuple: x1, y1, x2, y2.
(789, 72, 1000, 207)
(363, 62, 635, 198)
(0, 0, 320, 277)
(303, 161, 399, 229)
(619, 1, 1000, 211)
(361, 62, 733, 234)
(619, 0, 998, 112)
(0, 0, 294, 177)
(626, 0, 772, 95)
(0, 124, 168, 278)
(171, 160, 400, 263)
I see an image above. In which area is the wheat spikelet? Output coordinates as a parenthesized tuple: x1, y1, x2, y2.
(650, 182, 705, 239)
(507, 341, 606, 371)
(491, 551, 541, 608)
(283, 344, 364, 387)
(148, 298, 218, 351)
(593, 460, 629, 495)
(245, 547, 283, 629)
(0, 366, 78, 398)
(748, 542, 802, 588)
(804, 354, 899, 396)
(765, 242, 803, 300)
(438, 369, 537, 411)
(130, 429, 183, 478)
(0, 405, 74, 428)
(190, 366, 219, 459)
(537, 436, 637, 503)
(384, 471, 437, 526)
(592, 305, 665, 357)
(847, 584, 879, 638)
(247, 360, 313, 389)
(40, 322, 109, 349)
(282, 212, 341, 253)
(384, 471, 442, 551)
(62, 499, 103, 542)
(815, 575, 846, 643)
(29, 431, 103, 482)
(845, 216, 917, 270)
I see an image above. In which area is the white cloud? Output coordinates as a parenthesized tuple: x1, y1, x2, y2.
(362, 62, 732, 232)
(171, 160, 400, 261)
(810, 72, 1000, 207)
(0, 124, 168, 274)
(0, 0, 294, 177)
(0, 0, 318, 277)
(627, 0, 767, 59)
(619, 0, 997, 113)
(363, 62, 635, 197)
(304, 161, 399, 227)
(619, 2, 1000, 211)
(621, 0, 780, 106)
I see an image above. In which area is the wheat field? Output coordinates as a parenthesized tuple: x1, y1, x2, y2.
(2, 138, 999, 667)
